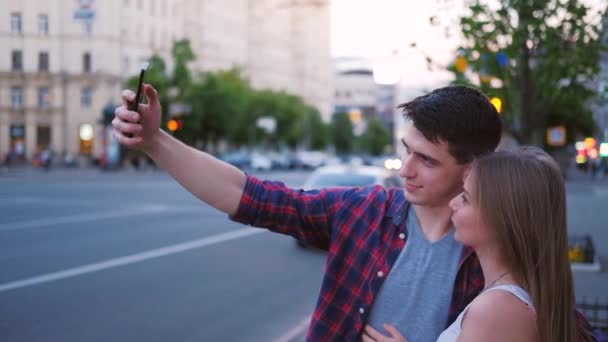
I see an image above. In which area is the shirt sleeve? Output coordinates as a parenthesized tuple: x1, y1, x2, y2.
(229, 175, 352, 250)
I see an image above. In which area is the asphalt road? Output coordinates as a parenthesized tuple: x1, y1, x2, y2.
(0, 168, 325, 342)
(1, 166, 606, 341)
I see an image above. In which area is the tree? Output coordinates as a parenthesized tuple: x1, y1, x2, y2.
(445, 0, 606, 144)
(171, 39, 196, 98)
(358, 117, 392, 156)
(331, 112, 354, 155)
(189, 69, 252, 151)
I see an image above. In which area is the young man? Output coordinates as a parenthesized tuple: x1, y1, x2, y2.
(111, 85, 559, 341)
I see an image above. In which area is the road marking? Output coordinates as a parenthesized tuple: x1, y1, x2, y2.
(593, 187, 608, 197)
(0, 205, 178, 232)
(0, 228, 265, 293)
(274, 316, 311, 342)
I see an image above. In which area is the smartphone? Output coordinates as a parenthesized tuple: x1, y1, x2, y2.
(128, 62, 149, 112)
(125, 62, 149, 137)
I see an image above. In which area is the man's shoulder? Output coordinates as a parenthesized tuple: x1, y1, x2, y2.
(339, 185, 406, 213)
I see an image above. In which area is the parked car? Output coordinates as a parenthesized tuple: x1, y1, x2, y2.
(250, 152, 272, 171)
(295, 150, 327, 169)
(301, 164, 403, 190)
(220, 151, 251, 169)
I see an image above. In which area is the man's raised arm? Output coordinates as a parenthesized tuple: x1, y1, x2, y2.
(112, 84, 246, 216)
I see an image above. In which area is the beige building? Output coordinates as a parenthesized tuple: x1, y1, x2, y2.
(0, 0, 332, 163)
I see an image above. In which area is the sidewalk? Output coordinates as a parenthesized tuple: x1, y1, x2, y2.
(566, 164, 608, 185)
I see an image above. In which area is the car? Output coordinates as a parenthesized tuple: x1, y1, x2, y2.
(295, 164, 403, 248)
(301, 164, 403, 190)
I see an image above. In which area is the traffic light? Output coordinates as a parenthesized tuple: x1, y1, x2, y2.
(490, 97, 502, 113)
(167, 118, 184, 132)
(454, 55, 468, 73)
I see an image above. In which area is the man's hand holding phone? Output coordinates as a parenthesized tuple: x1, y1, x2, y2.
(112, 63, 162, 152)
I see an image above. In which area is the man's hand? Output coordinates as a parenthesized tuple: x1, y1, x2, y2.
(112, 84, 162, 152)
(361, 324, 408, 342)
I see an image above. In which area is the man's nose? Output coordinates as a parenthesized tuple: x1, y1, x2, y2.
(399, 155, 415, 178)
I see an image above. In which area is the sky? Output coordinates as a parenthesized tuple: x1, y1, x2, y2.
(330, 0, 466, 88)
(330, 0, 606, 89)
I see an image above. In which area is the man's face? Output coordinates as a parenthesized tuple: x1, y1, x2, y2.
(398, 120, 468, 208)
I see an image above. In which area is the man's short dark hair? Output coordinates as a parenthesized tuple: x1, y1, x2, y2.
(398, 85, 502, 164)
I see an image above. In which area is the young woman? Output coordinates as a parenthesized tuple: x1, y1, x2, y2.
(363, 148, 595, 342)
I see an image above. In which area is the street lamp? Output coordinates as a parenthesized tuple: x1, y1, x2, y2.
(372, 52, 401, 86)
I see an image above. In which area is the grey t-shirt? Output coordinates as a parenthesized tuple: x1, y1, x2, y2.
(367, 205, 463, 342)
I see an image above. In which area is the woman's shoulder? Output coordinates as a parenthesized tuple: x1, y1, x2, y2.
(460, 288, 537, 341)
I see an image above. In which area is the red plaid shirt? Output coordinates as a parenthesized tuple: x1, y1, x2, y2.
(230, 176, 485, 341)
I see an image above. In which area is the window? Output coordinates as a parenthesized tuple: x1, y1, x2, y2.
(39, 52, 49, 72)
(38, 14, 49, 34)
(11, 13, 22, 33)
(38, 87, 50, 109)
(11, 87, 24, 109)
(12, 50, 23, 71)
(81, 87, 92, 108)
(83, 53, 91, 73)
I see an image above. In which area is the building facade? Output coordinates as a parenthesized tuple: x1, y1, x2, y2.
(333, 57, 397, 138)
(0, 0, 332, 163)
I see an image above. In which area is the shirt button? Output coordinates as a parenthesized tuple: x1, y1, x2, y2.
(399, 233, 406, 239)
(359, 307, 365, 314)
(377, 271, 384, 278)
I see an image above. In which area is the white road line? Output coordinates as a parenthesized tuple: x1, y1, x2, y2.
(0, 228, 265, 293)
(0, 205, 175, 232)
(274, 316, 311, 342)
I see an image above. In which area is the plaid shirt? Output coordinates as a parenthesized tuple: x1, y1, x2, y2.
(230, 176, 485, 341)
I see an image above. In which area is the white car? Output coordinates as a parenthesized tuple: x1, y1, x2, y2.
(301, 164, 403, 190)
(250, 152, 272, 171)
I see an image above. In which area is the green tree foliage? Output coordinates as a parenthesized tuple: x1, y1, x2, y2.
(307, 108, 329, 150)
(125, 40, 329, 151)
(358, 117, 392, 156)
(449, 0, 606, 144)
(188, 69, 252, 151)
(332, 112, 354, 155)
(171, 39, 196, 99)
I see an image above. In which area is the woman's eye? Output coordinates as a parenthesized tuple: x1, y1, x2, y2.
(461, 193, 467, 203)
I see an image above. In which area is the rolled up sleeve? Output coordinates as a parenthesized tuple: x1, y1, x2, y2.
(229, 176, 348, 249)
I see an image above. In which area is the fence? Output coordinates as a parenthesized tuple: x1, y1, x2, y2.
(577, 297, 608, 341)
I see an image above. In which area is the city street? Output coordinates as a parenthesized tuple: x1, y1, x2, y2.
(0, 168, 325, 342)
(1, 167, 607, 341)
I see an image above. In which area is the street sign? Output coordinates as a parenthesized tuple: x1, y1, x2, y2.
(169, 103, 192, 117)
(546, 126, 566, 146)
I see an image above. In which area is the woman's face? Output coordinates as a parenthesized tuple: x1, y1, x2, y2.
(449, 170, 493, 248)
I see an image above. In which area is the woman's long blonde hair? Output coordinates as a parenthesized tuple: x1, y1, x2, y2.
(471, 148, 591, 342)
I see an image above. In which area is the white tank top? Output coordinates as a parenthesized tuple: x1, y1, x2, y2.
(436, 285, 535, 342)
